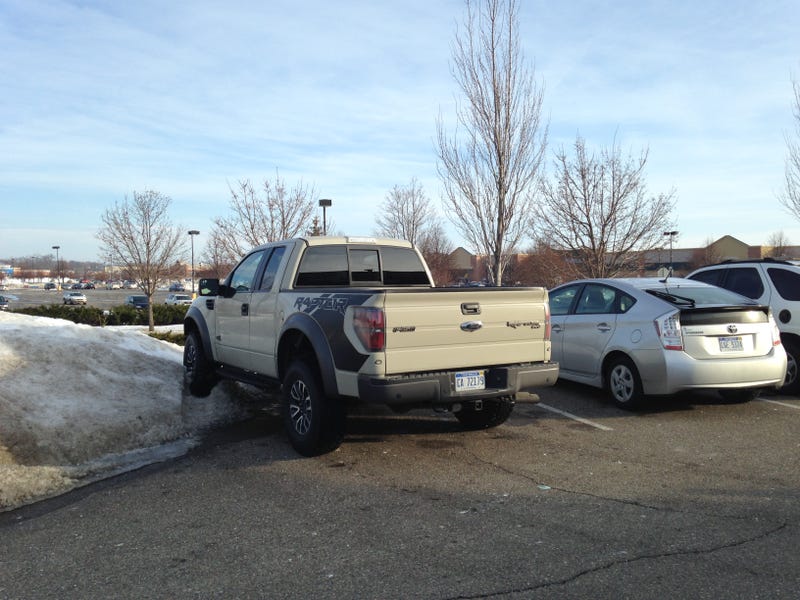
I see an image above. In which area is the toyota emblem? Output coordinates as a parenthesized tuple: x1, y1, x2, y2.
(727, 324, 738, 334)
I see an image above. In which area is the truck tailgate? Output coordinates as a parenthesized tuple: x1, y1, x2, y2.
(381, 288, 551, 375)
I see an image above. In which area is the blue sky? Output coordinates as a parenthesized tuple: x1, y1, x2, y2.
(1, 0, 799, 262)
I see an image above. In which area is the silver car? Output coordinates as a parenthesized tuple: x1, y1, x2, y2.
(549, 277, 787, 408)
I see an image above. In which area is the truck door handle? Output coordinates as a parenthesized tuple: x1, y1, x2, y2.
(241, 303, 249, 316)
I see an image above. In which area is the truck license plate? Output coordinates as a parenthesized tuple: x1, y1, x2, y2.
(455, 370, 485, 392)
(719, 336, 743, 352)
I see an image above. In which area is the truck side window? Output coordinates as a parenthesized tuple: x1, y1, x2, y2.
(258, 246, 286, 291)
(296, 246, 349, 286)
(229, 251, 265, 292)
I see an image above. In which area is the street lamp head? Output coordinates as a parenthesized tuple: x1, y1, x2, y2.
(318, 199, 332, 207)
(188, 230, 200, 236)
(663, 230, 679, 237)
(52, 245, 60, 250)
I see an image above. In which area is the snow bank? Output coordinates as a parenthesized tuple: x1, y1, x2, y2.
(0, 312, 249, 510)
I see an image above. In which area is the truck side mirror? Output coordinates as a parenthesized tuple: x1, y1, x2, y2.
(198, 278, 219, 297)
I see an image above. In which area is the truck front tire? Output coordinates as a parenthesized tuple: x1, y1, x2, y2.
(183, 331, 217, 397)
(283, 360, 346, 456)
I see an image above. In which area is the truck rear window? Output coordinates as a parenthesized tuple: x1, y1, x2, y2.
(294, 245, 430, 287)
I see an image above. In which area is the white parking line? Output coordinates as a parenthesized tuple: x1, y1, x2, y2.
(759, 398, 800, 410)
(536, 403, 614, 431)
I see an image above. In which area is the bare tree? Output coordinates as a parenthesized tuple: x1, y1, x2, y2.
(200, 228, 239, 279)
(375, 178, 439, 245)
(436, 0, 547, 286)
(212, 171, 316, 264)
(417, 222, 454, 285)
(767, 230, 791, 258)
(514, 241, 580, 288)
(780, 76, 800, 221)
(97, 190, 186, 331)
(531, 135, 676, 278)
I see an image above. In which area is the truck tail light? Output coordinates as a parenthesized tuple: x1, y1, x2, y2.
(654, 310, 683, 351)
(354, 307, 385, 352)
(544, 301, 551, 341)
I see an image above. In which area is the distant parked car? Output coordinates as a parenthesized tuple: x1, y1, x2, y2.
(106, 281, 121, 290)
(168, 282, 186, 292)
(125, 295, 149, 310)
(165, 293, 192, 306)
(122, 281, 136, 289)
(44, 282, 57, 291)
(548, 277, 787, 409)
(687, 258, 800, 394)
(82, 282, 96, 289)
(63, 291, 87, 305)
(0, 295, 10, 310)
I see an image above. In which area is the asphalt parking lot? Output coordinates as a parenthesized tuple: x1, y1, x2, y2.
(1, 286, 188, 310)
(2, 379, 799, 598)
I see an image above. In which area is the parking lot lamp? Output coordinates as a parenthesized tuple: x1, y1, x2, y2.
(663, 230, 678, 275)
(188, 230, 199, 297)
(51, 245, 60, 289)
(318, 199, 332, 235)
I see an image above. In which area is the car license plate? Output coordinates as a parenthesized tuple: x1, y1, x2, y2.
(455, 370, 485, 392)
(719, 336, 743, 352)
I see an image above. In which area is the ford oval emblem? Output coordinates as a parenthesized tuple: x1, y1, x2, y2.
(460, 321, 483, 332)
(727, 324, 738, 334)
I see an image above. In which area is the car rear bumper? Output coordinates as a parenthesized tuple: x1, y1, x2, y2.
(638, 347, 787, 394)
(358, 362, 559, 405)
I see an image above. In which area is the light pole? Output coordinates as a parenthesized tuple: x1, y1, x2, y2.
(663, 230, 678, 275)
(318, 199, 332, 235)
(188, 230, 199, 297)
(51, 245, 60, 289)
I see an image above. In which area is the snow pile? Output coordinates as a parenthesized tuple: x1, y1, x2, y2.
(0, 312, 249, 510)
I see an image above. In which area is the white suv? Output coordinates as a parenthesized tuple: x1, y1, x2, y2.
(687, 259, 800, 394)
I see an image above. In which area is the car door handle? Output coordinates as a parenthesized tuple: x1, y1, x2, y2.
(552, 324, 563, 333)
(596, 322, 611, 332)
(241, 303, 249, 316)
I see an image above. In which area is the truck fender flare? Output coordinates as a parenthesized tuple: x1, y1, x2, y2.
(184, 306, 214, 360)
(279, 312, 339, 398)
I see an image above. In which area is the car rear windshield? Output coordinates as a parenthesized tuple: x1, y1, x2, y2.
(295, 245, 430, 287)
(646, 286, 758, 307)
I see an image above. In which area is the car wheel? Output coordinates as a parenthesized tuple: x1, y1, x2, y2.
(718, 388, 760, 403)
(455, 397, 515, 430)
(183, 331, 218, 397)
(605, 356, 644, 410)
(282, 360, 345, 456)
(780, 340, 799, 395)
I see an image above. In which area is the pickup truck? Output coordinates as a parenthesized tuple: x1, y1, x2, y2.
(183, 236, 558, 455)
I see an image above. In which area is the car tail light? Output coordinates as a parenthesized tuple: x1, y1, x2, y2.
(768, 311, 782, 347)
(354, 307, 385, 352)
(654, 310, 683, 351)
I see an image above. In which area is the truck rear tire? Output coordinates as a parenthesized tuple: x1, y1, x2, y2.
(183, 331, 218, 397)
(455, 397, 514, 430)
(283, 360, 346, 456)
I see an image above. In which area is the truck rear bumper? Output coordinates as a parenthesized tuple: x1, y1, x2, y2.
(357, 362, 559, 406)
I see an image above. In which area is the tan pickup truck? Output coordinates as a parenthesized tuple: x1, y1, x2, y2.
(183, 236, 558, 455)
